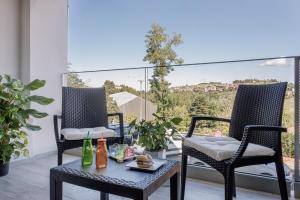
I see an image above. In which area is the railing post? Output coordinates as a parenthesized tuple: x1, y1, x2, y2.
(295, 56, 300, 182)
(144, 67, 148, 121)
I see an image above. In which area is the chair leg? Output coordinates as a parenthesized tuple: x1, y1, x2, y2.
(232, 174, 236, 197)
(275, 159, 288, 200)
(180, 154, 188, 200)
(57, 149, 63, 166)
(224, 168, 234, 200)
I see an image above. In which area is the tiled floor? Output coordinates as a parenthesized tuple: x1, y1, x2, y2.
(0, 153, 294, 200)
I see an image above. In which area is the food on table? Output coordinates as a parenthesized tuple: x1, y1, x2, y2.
(115, 144, 128, 162)
(109, 144, 137, 162)
(136, 154, 153, 168)
(132, 144, 145, 155)
(124, 147, 135, 158)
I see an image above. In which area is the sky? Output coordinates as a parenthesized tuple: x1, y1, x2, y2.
(68, 0, 300, 89)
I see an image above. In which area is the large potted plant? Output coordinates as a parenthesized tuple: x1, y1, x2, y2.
(130, 113, 182, 159)
(0, 75, 54, 176)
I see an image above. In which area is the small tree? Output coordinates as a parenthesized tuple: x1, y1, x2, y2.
(67, 73, 87, 88)
(189, 94, 218, 129)
(103, 80, 116, 95)
(189, 94, 216, 116)
(66, 64, 87, 88)
(103, 81, 119, 122)
(143, 23, 183, 119)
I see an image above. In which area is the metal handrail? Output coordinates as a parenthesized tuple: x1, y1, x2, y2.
(63, 55, 300, 74)
(295, 57, 300, 182)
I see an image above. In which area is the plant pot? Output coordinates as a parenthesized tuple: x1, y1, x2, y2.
(0, 161, 9, 177)
(145, 149, 167, 160)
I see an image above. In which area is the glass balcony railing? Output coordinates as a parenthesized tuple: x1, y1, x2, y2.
(63, 56, 300, 190)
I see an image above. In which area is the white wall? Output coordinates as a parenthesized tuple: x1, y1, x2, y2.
(0, 0, 68, 157)
(28, 0, 68, 155)
(0, 0, 20, 78)
(20, 0, 30, 83)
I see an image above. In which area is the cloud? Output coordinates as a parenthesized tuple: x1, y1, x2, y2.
(260, 58, 289, 67)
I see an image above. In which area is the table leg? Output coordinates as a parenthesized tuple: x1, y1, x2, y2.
(50, 177, 62, 200)
(100, 192, 109, 200)
(170, 172, 179, 200)
(134, 193, 148, 200)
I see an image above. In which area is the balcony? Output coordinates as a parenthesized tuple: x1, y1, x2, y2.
(1, 0, 300, 199)
(1, 56, 299, 199)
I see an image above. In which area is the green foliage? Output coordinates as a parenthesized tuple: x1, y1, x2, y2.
(117, 84, 141, 96)
(189, 94, 218, 116)
(124, 113, 138, 124)
(103, 80, 141, 96)
(0, 75, 54, 162)
(25, 79, 46, 91)
(67, 73, 87, 88)
(103, 81, 120, 121)
(144, 23, 183, 119)
(189, 93, 219, 129)
(282, 133, 294, 158)
(130, 114, 182, 151)
(107, 97, 119, 114)
(103, 80, 117, 95)
(28, 95, 54, 105)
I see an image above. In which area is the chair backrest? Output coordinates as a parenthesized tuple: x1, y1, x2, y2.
(61, 87, 108, 129)
(229, 82, 287, 148)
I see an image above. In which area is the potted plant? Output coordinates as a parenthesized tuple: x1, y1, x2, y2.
(0, 75, 54, 176)
(129, 113, 182, 159)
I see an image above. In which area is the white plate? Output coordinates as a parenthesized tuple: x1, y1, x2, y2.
(126, 159, 166, 172)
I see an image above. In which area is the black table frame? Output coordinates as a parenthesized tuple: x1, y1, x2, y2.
(50, 160, 180, 200)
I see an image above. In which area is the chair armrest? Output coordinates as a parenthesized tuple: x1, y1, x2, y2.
(191, 115, 231, 123)
(229, 125, 287, 164)
(107, 112, 123, 117)
(186, 115, 231, 137)
(244, 125, 287, 133)
(53, 115, 64, 143)
(107, 112, 124, 140)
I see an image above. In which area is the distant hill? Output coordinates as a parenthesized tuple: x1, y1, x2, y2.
(171, 79, 294, 95)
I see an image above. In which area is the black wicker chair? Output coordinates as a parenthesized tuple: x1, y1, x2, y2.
(53, 87, 124, 165)
(181, 82, 288, 200)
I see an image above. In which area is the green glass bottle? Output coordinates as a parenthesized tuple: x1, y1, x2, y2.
(82, 136, 93, 167)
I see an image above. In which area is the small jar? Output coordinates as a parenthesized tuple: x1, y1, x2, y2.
(82, 138, 93, 167)
(96, 138, 108, 169)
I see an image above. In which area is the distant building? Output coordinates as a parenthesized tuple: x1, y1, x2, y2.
(110, 92, 157, 121)
(204, 85, 217, 93)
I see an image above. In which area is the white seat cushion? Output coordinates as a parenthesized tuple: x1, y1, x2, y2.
(61, 127, 116, 140)
(183, 136, 275, 161)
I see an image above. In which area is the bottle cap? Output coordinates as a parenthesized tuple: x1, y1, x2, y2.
(98, 137, 106, 143)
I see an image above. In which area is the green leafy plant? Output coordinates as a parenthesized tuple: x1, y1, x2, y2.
(282, 132, 294, 158)
(0, 75, 54, 163)
(130, 113, 182, 151)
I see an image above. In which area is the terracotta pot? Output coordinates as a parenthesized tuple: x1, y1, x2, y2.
(0, 160, 9, 177)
